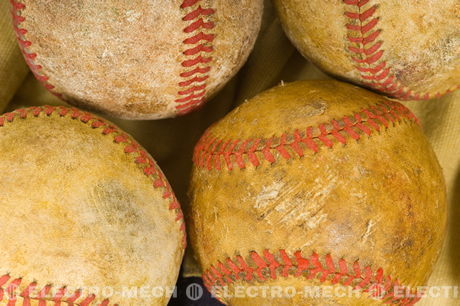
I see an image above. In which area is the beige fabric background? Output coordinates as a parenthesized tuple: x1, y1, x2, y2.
(0, 1, 28, 112)
(1, 1, 458, 304)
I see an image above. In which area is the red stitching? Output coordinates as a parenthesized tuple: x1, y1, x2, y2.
(203, 250, 421, 305)
(0, 274, 115, 305)
(183, 6, 215, 21)
(183, 32, 215, 45)
(344, 5, 377, 21)
(343, 0, 371, 7)
(0, 106, 187, 304)
(178, 75, 209, 87)
(343, 0, 459, 100)
(193, 100, 418, 171)
(177, 1, 216, 115)
(179, 68, 211, 79)
(10, 0, 60, 98)
(181, 0, 201, 8)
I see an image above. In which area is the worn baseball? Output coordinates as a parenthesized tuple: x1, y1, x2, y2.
(0, 106, 185, 305)
(10, 0, 263, 119)
(189, 81, 447, 305)
(274, 0, 459, 101)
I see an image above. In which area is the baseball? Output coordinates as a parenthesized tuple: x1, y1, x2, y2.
(0, 106, 185, 305)
(10, 0, 263, 119)
(274, 0, 459, 100)
(189, 81, 447, 304)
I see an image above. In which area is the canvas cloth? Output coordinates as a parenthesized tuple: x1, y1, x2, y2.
(1, 1, 458, 305)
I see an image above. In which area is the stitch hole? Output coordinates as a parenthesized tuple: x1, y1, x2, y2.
(100, 299, 110, 306)
(17, 28, 27, 35)
(13, 15, 26, 24)
(16, 109, 27, 119)
(136, 156, 148, 164)
(20, 281, 37, 298)
(57, 108, 69, 117)
(91, 120, 105, 129)
(80, 293, 96, 305)
(5, 113, 16, 122)
(70, 110, 81, 119)
(102, 127, 117, 135)
(31, 108, 42, 117)
(79, 114, 92, 123)
(0, 274, 11, 286)
(5, 277, 22, 297)
(113, 135, 128, 144)
(51, 286, 67, 302)
(12, 2, 26, 10)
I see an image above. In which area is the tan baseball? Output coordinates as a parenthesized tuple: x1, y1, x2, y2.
(0, 106, 185, 305)
(189, 80, 447, 305)
(274, 0, 459, 100)
(11, 0, 263, 119)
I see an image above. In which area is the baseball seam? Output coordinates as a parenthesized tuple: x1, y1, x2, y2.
(193, 100, 419, 171)
(343, 0, 460, 100)
(0, 273, 110, 306)
(10, 0, 60, 97)
(0, 105, 187, 305)
(203, 249, 420, 305)
(176, 0, 216, 115)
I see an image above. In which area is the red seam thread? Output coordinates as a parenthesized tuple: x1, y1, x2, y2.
(343, 0, 459, 100)
(0, 275, 113, 305)
(176, 1, 216, 115)
(193, 100, 419, 171)
(0, 106, 187, 305)
(10, 0, 61, 98)
(203, 250, 421, 305)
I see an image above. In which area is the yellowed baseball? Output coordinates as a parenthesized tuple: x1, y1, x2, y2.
(11, 0, 263, 119)
(0, 106, 185, 305)
(189, 80, 447, 305)
(274, 0, 459, 101)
